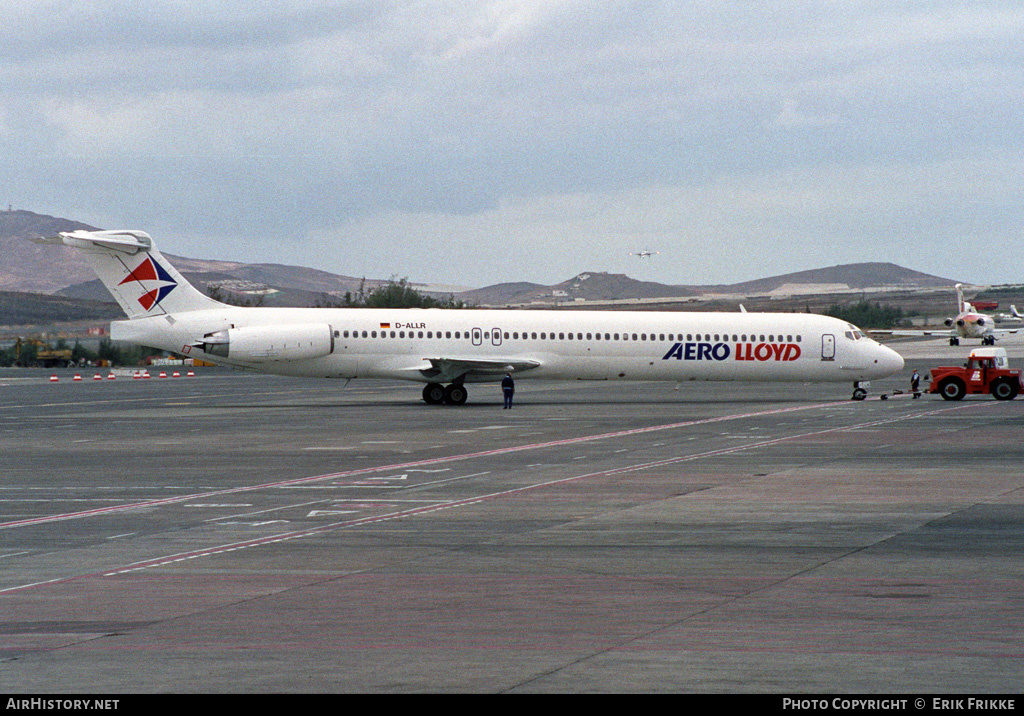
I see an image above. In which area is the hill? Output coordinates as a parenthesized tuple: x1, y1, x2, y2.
(699, 262, 955, 296)
(1, 209, 427, 306)
(0, 210, 102, 293)
(0, 290, 124, 327)
(461, 264, 956, 306)
(2, 209, 963, 320)
(459, 272, 698, 306)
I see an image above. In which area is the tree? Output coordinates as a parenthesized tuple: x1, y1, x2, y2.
(205, 285, 266, 307)
(71, 340, 97, 365)
(323, 278, 467, 309)
(824, 300, 912, 329)
(97, 338, 150, 366)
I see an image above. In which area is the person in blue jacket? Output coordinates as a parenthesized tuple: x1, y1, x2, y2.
(502, 373, 515, 409)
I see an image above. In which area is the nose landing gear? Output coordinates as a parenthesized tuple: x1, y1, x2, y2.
(851, 381, 869, 401)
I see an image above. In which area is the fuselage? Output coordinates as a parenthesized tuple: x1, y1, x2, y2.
(953, 311, 994, 340)
(39, 228, 905, 403)
(112, 305, 904, 384)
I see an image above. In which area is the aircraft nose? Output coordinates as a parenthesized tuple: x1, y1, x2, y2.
(881, 345, 905, 375)
(865, 342, 904, 377)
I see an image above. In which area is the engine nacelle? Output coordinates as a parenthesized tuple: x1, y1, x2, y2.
(200, 323, 334, 362)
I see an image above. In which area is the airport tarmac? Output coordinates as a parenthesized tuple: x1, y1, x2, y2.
(1, 336, 1022, 693)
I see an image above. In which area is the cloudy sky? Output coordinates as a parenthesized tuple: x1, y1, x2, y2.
(3, 1, 1023, 288)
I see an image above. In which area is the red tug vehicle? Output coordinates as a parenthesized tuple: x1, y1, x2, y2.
(929, 348, 1023, 401)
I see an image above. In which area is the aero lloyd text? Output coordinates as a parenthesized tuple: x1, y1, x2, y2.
(663, 342, 802, 362)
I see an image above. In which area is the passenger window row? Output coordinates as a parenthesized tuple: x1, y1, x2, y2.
(333, 329, 803, 343)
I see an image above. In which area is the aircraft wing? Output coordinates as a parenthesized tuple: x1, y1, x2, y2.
(871, 329, 955, 337)
(872, 327, 1020, 338)
(418, 357, 541, 383)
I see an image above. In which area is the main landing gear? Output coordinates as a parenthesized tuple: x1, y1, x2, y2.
(422, 382, 468, 406)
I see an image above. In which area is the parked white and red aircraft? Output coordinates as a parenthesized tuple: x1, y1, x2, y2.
(885, 284, 1021, 346)
(37, 229, 905, 402)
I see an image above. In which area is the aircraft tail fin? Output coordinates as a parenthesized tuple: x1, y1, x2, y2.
(34, 230, 224, 319)
(955, 283, 969, 314)
(1012, 305, 1023, 319)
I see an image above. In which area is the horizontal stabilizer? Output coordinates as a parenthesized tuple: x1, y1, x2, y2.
(34, 229, 153, 254)
(33, 229, 222, 319)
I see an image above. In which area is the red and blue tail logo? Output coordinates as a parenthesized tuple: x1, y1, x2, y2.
(119, 256, 178, 311)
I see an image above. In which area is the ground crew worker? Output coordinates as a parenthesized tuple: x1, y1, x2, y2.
(502, 373, 515, 409)
(911, 369, 921, 398)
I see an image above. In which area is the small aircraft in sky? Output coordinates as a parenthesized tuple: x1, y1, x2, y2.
(36, 229, 904, 403)
(629, 250, 660, 259)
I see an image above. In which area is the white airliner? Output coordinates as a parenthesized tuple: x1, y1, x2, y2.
(37, 230, 905, 403)
(884, 284, 1020, 346)
(994, 305, 1024, 324)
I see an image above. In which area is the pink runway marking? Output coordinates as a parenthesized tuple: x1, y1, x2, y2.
(0, 401, 1000, 594)
(1, 400, 999, 533)
(0, 401, 840, 531)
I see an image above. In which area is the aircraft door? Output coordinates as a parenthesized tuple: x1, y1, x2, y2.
(491, 328, 502, 347)
(472, 328, 483, 346)
(821, 334, 835, 361)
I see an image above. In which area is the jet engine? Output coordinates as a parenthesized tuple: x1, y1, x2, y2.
(199, 323, 334, 362)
